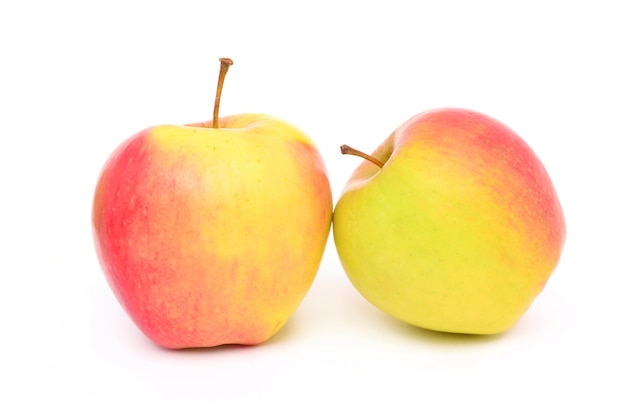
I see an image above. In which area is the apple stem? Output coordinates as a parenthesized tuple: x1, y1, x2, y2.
(340, 145, 385, 168)
(213, 57, 234, 128)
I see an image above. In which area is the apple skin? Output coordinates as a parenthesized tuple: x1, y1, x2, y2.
(92, 114, 332, 349)
(333, 108, 566, 335)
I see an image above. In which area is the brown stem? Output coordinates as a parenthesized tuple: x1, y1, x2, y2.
(213, 57, 234, 128)
(340, 145, 385, 168)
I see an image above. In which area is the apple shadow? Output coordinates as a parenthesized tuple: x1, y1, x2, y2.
(159, 342, 254, 355)
(300, 269, 505, 347)
(384, 317, 507, 346)
(348, 296, 508, 347)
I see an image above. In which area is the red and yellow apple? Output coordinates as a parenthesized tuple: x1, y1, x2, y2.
(92, 59, 332, 348)
(333, 108, 566, 335)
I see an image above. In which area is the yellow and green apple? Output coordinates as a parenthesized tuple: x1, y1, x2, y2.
(333, 108, 566, 335)
(92, 58, 333, 349)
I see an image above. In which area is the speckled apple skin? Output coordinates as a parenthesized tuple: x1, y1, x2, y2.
(333, 108, 566, 334)
(93, 114, 332, 348)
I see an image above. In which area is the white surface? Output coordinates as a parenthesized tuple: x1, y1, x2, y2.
(1, 1, 624, 412)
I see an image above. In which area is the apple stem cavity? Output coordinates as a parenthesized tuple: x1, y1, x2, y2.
(212, 57, 234, 129)
(340, 145, 385, 168)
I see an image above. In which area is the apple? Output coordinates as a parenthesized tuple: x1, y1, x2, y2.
(333, 108, 566, 335)
(92, 58, 333, 349)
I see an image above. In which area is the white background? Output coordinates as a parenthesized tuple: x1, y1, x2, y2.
(1, 1, 624, 412)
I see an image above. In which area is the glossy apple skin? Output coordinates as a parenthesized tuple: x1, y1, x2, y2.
(333, 108, 566, 335)
(93, 114, 332, 348)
